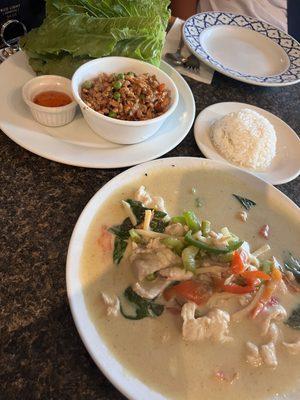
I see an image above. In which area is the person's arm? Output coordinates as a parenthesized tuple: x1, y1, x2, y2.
(170, 0, 198, 20)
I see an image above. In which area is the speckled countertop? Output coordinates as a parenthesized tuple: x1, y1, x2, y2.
(1, 71, 299, 400)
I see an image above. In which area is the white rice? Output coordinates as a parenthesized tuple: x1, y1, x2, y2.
(210, 108, 277, 170)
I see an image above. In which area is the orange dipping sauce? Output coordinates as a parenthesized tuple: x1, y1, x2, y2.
(33, 91, 72, 107)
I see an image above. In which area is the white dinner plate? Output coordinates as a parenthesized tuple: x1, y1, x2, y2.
(183, 12, 300, 86)
(194, 102, 300, 185)
(0, 51, 195, 168)
(66, 157, 299, 400)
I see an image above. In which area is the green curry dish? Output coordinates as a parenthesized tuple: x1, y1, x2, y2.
(285, 304, 300, 330)
(120, 287, 164, 320)
(233, 194, 256, 210)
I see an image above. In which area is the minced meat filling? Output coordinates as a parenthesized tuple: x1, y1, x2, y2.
(81, 72, 171, 121)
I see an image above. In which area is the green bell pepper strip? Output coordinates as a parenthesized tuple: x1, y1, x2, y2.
(183, 211, 201, 233)
(185, 231, 243, 254)
(182, 245, 199, 272)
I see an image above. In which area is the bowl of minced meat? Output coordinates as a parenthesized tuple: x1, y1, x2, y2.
(211, 108, 277, 170)
(72, 57, 178, 144)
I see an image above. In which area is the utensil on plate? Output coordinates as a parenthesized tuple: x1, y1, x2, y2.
(183, 53, 201, 70)
(164, 25, 185, 66)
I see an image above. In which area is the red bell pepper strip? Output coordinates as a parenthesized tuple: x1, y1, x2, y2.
(163, 280, 210, 306)
(231, 251, 245, 274)
(222, 283, 256, 294)
(241, 270, 271, 282)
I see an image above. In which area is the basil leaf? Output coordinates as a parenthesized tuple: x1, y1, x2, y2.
(153, 210, 167, 219)
(148, 302, 164, 317)
(120, 286, 164, 320)
(125, 199, 148, 224)
(150, 218, 168, 233)
(113, 237, 127, 264)
(233, 194, 256, 210)
(286, 304, 300, 330)
(109, 217, 133, 240)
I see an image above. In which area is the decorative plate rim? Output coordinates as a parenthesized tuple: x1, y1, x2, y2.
(183, 11, 300, 86)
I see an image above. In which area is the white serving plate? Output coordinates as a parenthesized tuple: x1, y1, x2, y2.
(66, 157, 299, 400)
(183, 12, 300, 86)
(0, 51, 195, 168)
(194, 102, 300, 185)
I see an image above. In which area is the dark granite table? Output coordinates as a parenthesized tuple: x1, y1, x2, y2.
(1, 71, 299, 400)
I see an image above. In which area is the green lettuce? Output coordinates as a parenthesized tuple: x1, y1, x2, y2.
(20, 0, 170, 77)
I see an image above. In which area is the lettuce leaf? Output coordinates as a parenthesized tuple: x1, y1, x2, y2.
(21, 0, 170, 77)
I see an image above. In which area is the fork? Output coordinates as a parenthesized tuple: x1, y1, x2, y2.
(183, 53, 201, 72)
(164, 26, 185, 66)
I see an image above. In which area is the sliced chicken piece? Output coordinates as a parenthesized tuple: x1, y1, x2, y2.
(282, 340, 300, 355)
(152, 196, 167, 213)
(165, 222, 186, 236)
(134, 185, 167, 213)
(132, 278, 170, 300)
(246, 340, 277, 368)
(261, 304, 287, 336)
(135, 185, 152, 206)
(261, 342, 278, 367)
(181, 302, 232, 343)
(209, 309, 233, 343)
(131, 245, 182, 281)
(196, 266, 226, 276)
(246, 342, 263, 367)
(159, 267, 193, 281)
(101, 292, 120, 317)
(237, 210, 248, 222)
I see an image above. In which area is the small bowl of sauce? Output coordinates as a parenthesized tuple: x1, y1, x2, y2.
(33, 91, 73, 108)
(22, 75, 77, 127)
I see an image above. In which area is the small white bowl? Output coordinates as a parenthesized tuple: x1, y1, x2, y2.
(22, 75, 77, 127)
(71, 57, 179, 144)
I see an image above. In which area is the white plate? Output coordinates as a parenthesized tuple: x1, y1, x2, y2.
(66, 157, 299, 400)
(194, 102, 300, 185)
(183, 12, 300, 86)
(0, 51, 195, 168)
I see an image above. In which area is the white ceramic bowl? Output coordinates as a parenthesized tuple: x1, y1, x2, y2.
(22, 75, 77, 127)
(71, 57, 179, 144)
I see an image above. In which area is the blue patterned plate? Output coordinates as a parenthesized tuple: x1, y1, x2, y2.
(183, 12, 300, 86)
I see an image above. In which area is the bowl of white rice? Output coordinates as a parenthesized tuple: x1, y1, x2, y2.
(210, 108, 276, 170)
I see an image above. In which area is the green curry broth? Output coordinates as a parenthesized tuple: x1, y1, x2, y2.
(80, 168, 300, 400)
